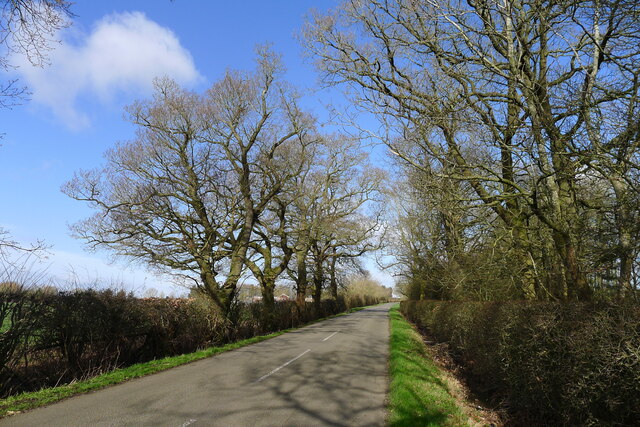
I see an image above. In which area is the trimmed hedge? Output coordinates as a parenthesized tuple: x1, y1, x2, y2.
(0, 288, 382, 398)
(401, 300, 640, 426)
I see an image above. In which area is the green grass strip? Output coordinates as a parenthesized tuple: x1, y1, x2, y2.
(388, 304, 470, 427)
(0, 303, 376, 418)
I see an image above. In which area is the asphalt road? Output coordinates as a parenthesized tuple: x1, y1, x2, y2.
(2, 303, 393, 427)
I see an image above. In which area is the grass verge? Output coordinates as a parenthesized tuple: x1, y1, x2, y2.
(388, 304, 471, 427)
(0, 303, 376, 418)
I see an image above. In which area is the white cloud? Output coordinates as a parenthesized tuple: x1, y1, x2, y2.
(15, 11, 201, 129)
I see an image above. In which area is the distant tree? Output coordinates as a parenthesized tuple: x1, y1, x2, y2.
(142, 287, 165, 299)
(343, 275, 391, 301)
(302, 137, 385, 307)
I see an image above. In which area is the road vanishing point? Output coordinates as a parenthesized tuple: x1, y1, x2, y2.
(2, 303, 393, 427)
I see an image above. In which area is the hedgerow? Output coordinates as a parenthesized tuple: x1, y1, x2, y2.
(401, 300, 640, 426)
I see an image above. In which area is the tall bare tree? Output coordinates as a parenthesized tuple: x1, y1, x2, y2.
(64, 49, 318, 316)
(302, 137, 385, 307)
(304, 0, 640, 300)
(244, 137, 317, 311)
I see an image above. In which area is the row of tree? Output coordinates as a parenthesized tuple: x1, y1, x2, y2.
(63, 49, 385, 317)
(303, 0, 640, 301)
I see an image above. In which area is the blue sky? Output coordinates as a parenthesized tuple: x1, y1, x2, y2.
(0, 0, 393, 295)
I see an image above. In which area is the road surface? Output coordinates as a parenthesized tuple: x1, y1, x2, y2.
(1, 303, 393, 427)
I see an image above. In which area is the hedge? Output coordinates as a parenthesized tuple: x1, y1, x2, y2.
(401, 300, 640, 426)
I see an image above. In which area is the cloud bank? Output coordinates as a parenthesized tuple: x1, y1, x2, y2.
(16, 12, 201, 129)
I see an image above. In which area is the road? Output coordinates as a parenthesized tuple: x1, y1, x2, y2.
(1, 303, 393, 427)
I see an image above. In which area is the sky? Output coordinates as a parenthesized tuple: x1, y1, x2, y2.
(0, 0, 395, 296)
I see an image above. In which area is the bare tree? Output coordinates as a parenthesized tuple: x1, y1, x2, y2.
(302, 137, 385, 307)
(199, 47, 317, 313)
(244, 136, 317, 311)
(64, 78, 236, 311)
(283, 136, 384, 308)
(245, 199, 294, 311)
(64, 49, 318, 317)
(303, 0, 640, 300)
(303, 0, 539, 299)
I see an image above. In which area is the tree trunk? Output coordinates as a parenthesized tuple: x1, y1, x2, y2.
(198, 264, 235, 317)
(551, 230, 592, 301)
(295, 249, 308, 308)
(261, 279, 276, 309)
(612, 175, 635, 296)
(260, 281, 276, 331)
(329, 256, 338, 300)
(513, 226, 537, 300)
(312, 255, 323, 313)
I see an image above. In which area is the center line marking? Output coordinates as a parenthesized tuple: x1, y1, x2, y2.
(322, 332, 338, 342)
(256, 349, 311, 382)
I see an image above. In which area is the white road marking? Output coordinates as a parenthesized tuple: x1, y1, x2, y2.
(180, 419, 197, 427)
(322, 332, 338, 342)
(256, 349, 311, 382)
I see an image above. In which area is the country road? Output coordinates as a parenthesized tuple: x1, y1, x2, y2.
(1, 303, 393, 427)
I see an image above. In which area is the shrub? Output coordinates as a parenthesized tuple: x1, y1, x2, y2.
(401, 300, 640, 426)
(1, 289, 221, 397)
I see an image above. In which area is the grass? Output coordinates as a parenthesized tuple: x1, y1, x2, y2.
(0, 303, 375, 418)
(388, 304, 471, 427)
(1, 304, 14, 333)
(0, 317, 9, 333)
